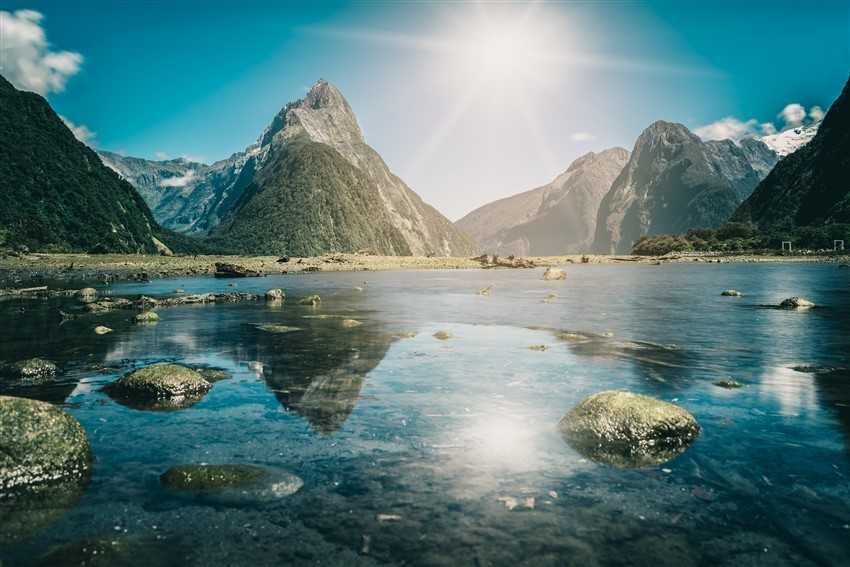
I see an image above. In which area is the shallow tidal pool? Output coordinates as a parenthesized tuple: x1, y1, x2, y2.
(2, 262, 849, 566)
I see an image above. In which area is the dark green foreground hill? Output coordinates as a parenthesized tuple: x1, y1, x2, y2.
(731, 76, 850, 229)
(0, 75, 195, 254)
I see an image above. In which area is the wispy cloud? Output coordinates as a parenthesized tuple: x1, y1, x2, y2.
(158, 170, 196, 188)
(0, 10, 82, 96)
(569, 131, 598, 142)
(59, 115, 96, 146)
(180, 154, 206, 164)
(694, 102, 825, 141)
(155, 151, 170, 160)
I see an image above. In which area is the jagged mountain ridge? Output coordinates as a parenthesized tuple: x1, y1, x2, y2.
(456, 148, 630, 255)
(0, 74, 183, 254)
(731, 77, 850, 229)
(102, 80, 479, 257)
(591, 121, 779, 254)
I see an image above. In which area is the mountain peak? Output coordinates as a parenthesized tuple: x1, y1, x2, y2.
(303, 79, 346, 110)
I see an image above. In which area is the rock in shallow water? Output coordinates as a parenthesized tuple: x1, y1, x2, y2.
(541, 267, 566, 281)
(160, 464, 303, 505)
(721, 289, 743, 296)
(102, 364, 210, 411)
(0, 358, 58, 381)
(557, 391, 700, 468)
(779, 296, 815, 309)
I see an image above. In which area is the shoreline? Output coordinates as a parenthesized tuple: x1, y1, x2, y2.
(0, 251, 847, 287)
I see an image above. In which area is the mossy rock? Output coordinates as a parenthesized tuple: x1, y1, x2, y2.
(160, 464, 269, 491)
(265, 288, 285, 300)
(558, 332, 587, 341)
(103, 364, 210, 411)
(132, 311, 159, 324)
(93, 326, 113, 335)
(713, 380, 745, 389)
(0, 396, 92, 493)
(557, 391, 700, 468)
(779, 296, 815, 309)
(396, 330, 417, 338)
(433, 330, 452, 340)
(0, 358, 58, 381)
(541, 267, 566, 281)
(75, 287, 98, 303)
(298, 295, 321, 306)
(340, 318, 362, 328)
(190, 367, 231, 383)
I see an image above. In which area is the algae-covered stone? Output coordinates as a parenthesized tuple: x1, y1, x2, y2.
(0, 396, 92, 492)
(557, 391, 700, 468)
(396, 330, 417, 338)
(779, 296, 815, 309)
(93, 326, 113, 335)
(103, 364, 210, 411)
(713, 380, 745, 389)
(132, 311, 159, 324)
(433, 330, 453, 340)
(265, 288, 285, 300)
(75, 287, 98, 303)
(721, 290, 743, 297)
(298, 295, 321, 306)
(0, 358, 58, 381)
(541, 267, 566, 281)
(191, 367, 230, 383)
(340, 318, 362, 328)
(160, 464, 269, 491)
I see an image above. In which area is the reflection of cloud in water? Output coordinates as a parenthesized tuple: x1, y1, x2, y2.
(758, 366, 818, 416)
(453, 411, 541, 473)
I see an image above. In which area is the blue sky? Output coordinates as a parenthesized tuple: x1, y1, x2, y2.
(1, 1, 848, 220)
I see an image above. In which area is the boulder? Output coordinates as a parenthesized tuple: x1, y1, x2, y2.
(433, 330, 453, 340)
(265, 288, 285, 300)
(132, 311, 159, 324)
(541, 267, 566, 281)
(103, 364, 210, 411)
(298, 295, 321, 306)
(557, 391, 700, 468)
(396, 330, 417, 338)
(779, 296, 815, 309)
(721, 290, 743, 296)
(0, 358, 59, 381)
(0, 396, 92, 492)
(75, 287, 98, 303)
(93, 326, 113, 335)
(214, 262, 263, 278)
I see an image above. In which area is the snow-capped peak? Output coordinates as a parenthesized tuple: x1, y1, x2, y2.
(758, 121, 821, 157)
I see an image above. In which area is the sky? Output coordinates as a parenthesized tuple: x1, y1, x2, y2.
(1, 1, 848, 221)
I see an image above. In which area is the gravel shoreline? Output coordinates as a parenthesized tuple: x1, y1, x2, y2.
(0, 252, 847, 287)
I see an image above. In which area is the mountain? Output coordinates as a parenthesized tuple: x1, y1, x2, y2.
(591, 121, 779, 254)
(456, 148, 630, 255)
(0, 75, 186, 254)
(730, 77, 850, 229)
(105, 80, 479, 257)
(757, 121, 820, 157)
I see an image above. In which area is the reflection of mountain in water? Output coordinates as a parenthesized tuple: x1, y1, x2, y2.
(254, 316, 392, 434)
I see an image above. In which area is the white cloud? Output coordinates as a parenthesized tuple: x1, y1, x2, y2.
(158, 170, 196, 188)
(569, 131, 598, 142)
(59, 115, 96, 146)
(693, 116, 759, 141)
(809, 105, 825, 122)
(759, 122, 777, 136)
(179, 154, 206, 164)
(0, 10, 82, 96)
(777, 103, 806, 130)
(155, 151, 170, 160)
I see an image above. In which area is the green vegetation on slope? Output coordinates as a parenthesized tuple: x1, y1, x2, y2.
(210, 136, 411, 256)
(0, 75, 202, 254)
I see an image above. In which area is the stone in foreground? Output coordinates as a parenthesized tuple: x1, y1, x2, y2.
(103, 364, 210, 411)
(541, 267, 566, 281)
(779, 296, 815, 309)
(557, 391, 700, 468)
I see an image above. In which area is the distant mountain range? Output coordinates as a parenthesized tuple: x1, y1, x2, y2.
(731, 77, 850, 230)
(102, 80, 479, 257)
(456, 148, 630, 255)
(0, 75, 191, 254)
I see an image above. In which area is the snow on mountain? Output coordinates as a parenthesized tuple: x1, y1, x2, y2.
(757, 122, 821, 157)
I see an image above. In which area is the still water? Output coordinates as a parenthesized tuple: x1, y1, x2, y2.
(2, 262, 849, 566)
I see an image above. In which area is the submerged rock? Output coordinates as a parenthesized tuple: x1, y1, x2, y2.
(298, 295, 322, 306)
(721, 290, 743, 296)
(396, 330, 417, 338)
(0, 358, 58, 381)
(257, 324, 301, 333)
(0, 396, 92, 492)
(557, 391, 700, 468)
(75, 287, 98, 303)
(103, 364, 210, 411)
(713, 380, 745, 389)
(131, 311, 159, 324)
(340, 318, 362, 328)
(779, 296, 815, 309)
(541, 267, 566, 281)
(160, 464, 269, 491)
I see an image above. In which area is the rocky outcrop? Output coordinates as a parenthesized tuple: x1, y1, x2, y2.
(457, 148, 630, 255)
(592, 121, 779, 254)
(557, 390, 700, 467)
(103, 364, 210, 411)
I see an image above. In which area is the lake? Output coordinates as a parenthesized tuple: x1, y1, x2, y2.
(2, 262, 849, 566)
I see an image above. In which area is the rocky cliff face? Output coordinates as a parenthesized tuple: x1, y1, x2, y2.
(731, 77, 850, 229)
(103, 79, 478, 256)
(456, 148, 630, 255)
(591, 121, 779, 254)
(0, 75, 177, 254)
